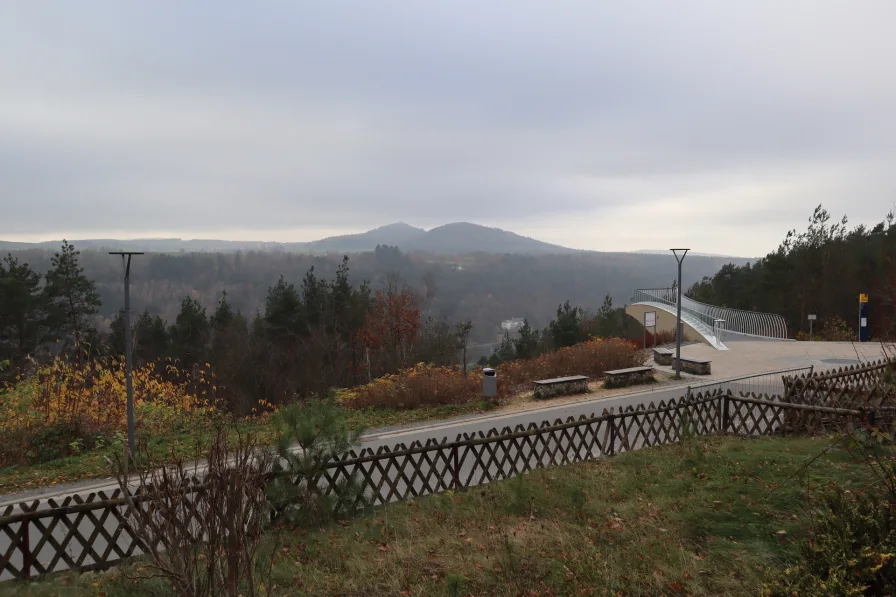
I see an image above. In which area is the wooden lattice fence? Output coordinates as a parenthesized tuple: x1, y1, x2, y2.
(1, 359, 894, 582)
(783, 358, 896, 409)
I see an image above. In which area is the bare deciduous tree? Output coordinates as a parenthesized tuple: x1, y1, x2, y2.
(114, 428, 278, 597)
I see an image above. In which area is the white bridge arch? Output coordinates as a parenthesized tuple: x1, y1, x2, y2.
(630, 288, 790, 350)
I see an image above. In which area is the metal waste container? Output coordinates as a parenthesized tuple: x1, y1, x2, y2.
(482, 367, 497, 397)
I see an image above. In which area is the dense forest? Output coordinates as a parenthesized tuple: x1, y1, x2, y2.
(1, 246, 745, 345)
(0, 242, 635, 414)
(687, 205, 895, 340)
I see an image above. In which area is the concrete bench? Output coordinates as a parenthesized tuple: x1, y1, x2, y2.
(653, 347, 674, 366)
(604, 366, 656, 388)
(677, 357, 712, 375)
(533, 375, 589, 399)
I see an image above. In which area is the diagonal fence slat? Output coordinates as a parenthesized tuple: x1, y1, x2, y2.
(1, 359, 893, 581)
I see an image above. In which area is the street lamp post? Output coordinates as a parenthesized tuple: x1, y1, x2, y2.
(670, 249, 689, 379)
(109, 251, 143, 459)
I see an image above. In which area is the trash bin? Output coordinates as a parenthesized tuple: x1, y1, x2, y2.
(482, 367, 497, 397)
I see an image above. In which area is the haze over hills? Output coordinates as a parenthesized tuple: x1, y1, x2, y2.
(632, 249, 753, 259)
(0, 222, 579, 255)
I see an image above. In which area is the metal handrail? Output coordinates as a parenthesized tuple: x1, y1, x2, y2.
(633, 288, 788, 339)
(632, 289, 720, 334)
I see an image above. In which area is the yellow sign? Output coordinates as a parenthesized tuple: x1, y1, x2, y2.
(860, 293, 869, 303)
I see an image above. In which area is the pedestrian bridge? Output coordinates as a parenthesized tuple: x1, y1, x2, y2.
(626, 288, 791, 351)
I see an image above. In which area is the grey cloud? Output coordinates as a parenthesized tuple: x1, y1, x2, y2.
(2, 1, 895, 253)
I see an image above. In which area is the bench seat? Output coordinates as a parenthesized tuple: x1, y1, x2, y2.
(676, 357, 711, 375)
(652, 347, 674, 366)
(604, 366, 656, 388)
(533, 375, 589, 399)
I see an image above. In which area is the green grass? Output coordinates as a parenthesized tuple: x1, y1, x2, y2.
(0, 401, 494, 495)
(4, 434, 879, 596)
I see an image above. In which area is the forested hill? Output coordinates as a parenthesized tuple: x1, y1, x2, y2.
(4, 245, 747, 343)
(687, 206, 895, 339)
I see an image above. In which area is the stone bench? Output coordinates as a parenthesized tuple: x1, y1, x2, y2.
(677, 357, 711, 375)
(533, 375, 589, 399)
(603, 366, 656, 388)
(653, 347, 674, 366)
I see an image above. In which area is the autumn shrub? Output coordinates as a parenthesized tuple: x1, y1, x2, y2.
(340, 338, 645, 409)
(763, 486, 896, 596)
(340, 363, 480, 409)
(0, 357, 217, 466)
(637, 329, 677, 349)
(794, 316, 856, 342)
(496, 338, 645, 399)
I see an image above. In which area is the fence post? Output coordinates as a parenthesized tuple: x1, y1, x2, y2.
(21, 520, 31, 579)
(722, 394, 731, 433)
(608, 414, 616, 456)
(452, 445, 460, 490)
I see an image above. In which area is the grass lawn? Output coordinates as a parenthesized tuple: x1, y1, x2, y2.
(4, 434, 879, 596)
(0, 402, 494, 496)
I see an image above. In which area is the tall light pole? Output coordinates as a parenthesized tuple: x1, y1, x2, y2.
(109, 251, 143, 459)
(671, 249, 689, 379)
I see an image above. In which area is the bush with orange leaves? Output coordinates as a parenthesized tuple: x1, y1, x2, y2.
(339, 363, 481, 410)
(495, 338, 645, 399)
(340, 338, 645, 410)
(0, 358, 218, 466)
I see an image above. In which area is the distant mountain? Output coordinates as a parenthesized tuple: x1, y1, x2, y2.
(304, 222, 426, 252)
(0, 222, 576, 256)
(403, 222, 576, 255)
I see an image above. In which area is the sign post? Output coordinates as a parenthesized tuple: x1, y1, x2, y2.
(808, 314, 816, 341)
(859, 294, 869, 342)
(644, 311, 657, 349)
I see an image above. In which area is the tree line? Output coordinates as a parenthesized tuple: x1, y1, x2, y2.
(687, 205, 895, 339)
(2, 243, 744, 344)
(1, 242, 637, 414)
(478, 296, 629, 367)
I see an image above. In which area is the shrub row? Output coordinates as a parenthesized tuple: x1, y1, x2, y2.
(341, 337, 645, 409)
(0, 358, 216, 466)
(495, 337, 645, 399)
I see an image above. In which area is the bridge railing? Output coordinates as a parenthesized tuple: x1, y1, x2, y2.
(632, 288, 723, 338)
(633, 288, 789, 340)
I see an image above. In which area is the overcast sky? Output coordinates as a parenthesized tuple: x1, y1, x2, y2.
(2, 1, 895, 256)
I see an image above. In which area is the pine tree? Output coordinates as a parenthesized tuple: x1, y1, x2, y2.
(549, 301, 586, 348)
(108, 308, 128, 357)
(496, 331, 516, 363)
(133, 310, 170, 363)
(44, 241, 102, 352)
(170, 296, 209, 369)
(0, 254, 50, 365)
(513, 318, 539, 360)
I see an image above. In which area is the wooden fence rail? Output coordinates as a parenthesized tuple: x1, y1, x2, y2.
(1, 359, 893, 582)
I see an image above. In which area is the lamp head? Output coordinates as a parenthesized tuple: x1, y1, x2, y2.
(670, 248, 690, 263)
